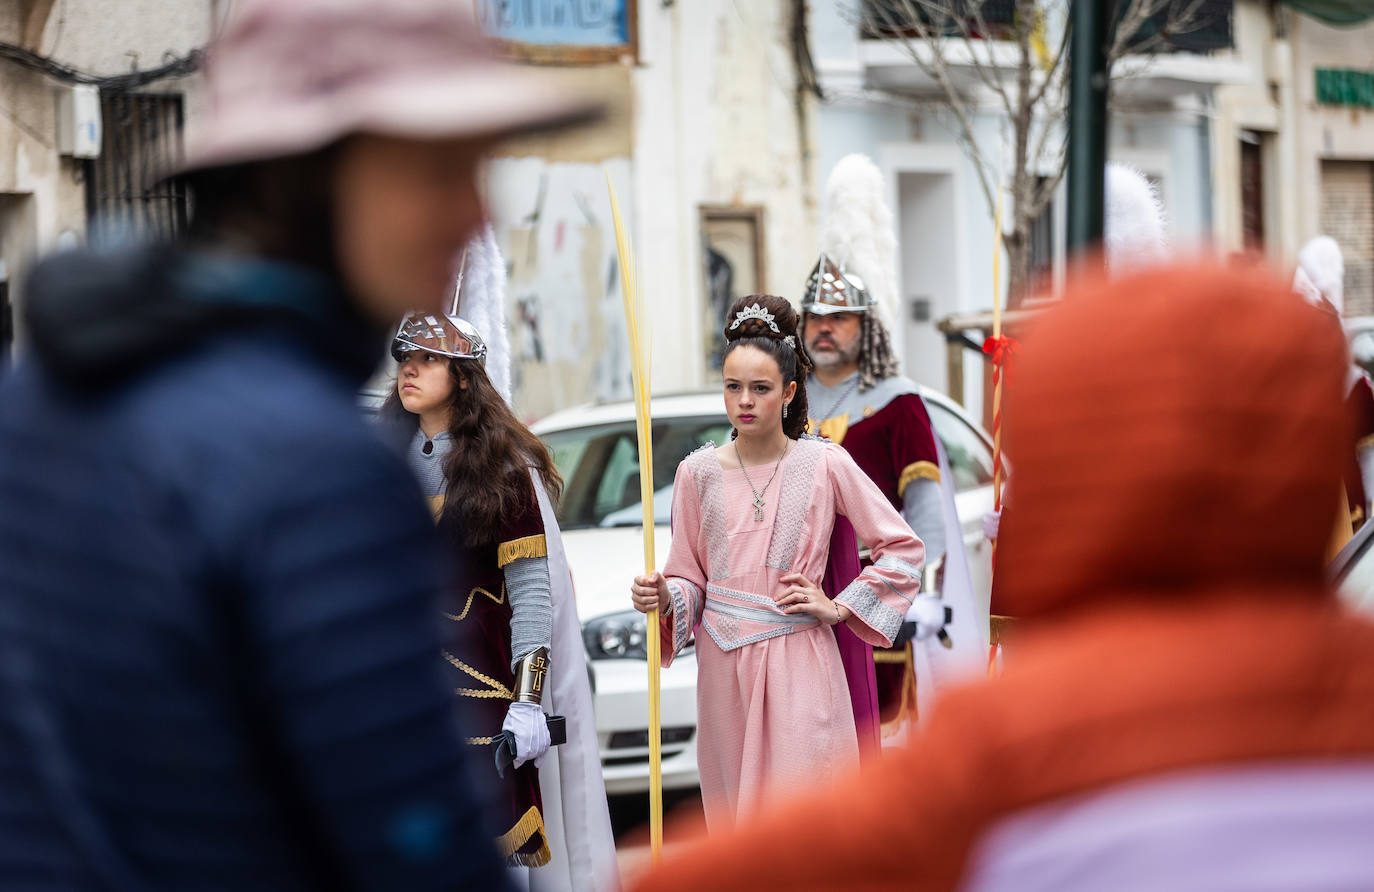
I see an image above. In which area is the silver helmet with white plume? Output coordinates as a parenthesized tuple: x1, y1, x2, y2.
(804, 153, 901, 389)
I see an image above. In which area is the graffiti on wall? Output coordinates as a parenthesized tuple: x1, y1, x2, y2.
(486, 156, 633, 422)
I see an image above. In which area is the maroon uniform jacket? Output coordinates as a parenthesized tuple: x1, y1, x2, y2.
(437, 479, 551, 867)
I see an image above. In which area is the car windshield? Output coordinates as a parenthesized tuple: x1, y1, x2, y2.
(541, 415, 732, 530)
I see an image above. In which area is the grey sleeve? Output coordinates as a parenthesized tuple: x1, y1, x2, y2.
(504, 554, 554, 670)
(902, 477, 946, 565)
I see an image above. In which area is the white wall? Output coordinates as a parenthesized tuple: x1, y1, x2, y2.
(633, 0, 818, 394)
(1110, 108, 1213, 247)
(488, 0, 819, 420)
(898, 169, 960, 391)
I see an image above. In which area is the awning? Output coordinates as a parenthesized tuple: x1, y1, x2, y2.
(1280, 0, 1374, 25)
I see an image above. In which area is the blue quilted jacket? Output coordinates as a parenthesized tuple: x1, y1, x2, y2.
(0, 247, 511, 891)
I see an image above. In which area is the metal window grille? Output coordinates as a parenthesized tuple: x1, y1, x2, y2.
(860, 1, 1015, 39)
(862, 1, 1233, 51)
(83, 92, 189, 243)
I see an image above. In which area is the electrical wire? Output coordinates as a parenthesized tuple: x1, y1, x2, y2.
(0, 41, 202, 92)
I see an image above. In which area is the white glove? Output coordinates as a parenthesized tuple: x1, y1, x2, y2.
(502, 701, 551, 769)
(983, 508, 1002, 542)
(905, 594, 948, 642)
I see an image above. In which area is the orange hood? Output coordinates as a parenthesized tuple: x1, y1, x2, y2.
(996, 262, 1349, 620)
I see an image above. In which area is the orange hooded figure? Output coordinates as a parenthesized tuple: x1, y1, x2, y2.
(630, 263, 1374, 891)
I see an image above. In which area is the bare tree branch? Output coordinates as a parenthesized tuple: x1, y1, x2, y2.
(921, 0, 1017, 121)
(852, 0, 999, 213)
(1110, 0, 1210, 63)
(1027, 3, 1071, 109)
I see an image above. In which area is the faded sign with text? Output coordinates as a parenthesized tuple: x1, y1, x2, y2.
(477, 0, 630, 48)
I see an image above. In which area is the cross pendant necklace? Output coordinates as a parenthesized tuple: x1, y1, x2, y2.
(737, 440, 789, 522)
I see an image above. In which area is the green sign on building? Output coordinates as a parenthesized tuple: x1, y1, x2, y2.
(1317, 68, 1374, 108)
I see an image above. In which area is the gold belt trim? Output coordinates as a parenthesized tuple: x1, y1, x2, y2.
(444, 651, 515, 700)
(444, 583, 505, 623)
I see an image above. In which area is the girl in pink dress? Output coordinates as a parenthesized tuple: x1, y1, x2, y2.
(630, 294, 927, 829)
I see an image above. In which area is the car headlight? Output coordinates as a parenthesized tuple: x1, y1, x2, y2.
(583, 610, 648, 660)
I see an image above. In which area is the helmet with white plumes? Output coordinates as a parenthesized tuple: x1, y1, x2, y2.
(1105, 162, 1168, 274)
(804, 154, 900, 324)
(390, 224, 512, 401)
(804, 154, 902, 389)
(391, 311, 487, 364)
(453, 224, 513, 403)
(1293, 236, 1344, 316)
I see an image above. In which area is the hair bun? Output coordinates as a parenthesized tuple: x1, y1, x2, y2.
(723, 294, 800, 343)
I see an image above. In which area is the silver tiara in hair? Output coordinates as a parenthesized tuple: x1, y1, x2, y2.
(729, 303, 781, 334)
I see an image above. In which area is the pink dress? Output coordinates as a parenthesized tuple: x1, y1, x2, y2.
(659, 436, 926, 829)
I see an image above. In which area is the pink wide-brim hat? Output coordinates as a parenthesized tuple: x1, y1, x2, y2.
(181, 0, 602, 172)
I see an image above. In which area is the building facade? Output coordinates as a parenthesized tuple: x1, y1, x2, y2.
(0, 0, 214, 357)
(807, 0, 1245, 415)
(1183, 0, 1374, 314)
(480, 0, 821, 420)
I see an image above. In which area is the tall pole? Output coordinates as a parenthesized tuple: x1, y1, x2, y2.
(1066, 0, 1109, 254)
(607, 173, 663, 863)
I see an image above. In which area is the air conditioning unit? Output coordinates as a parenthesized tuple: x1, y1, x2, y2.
(57, 84, 102, 159)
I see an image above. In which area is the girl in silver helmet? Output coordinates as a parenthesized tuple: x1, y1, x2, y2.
(382, 311, 563, 873)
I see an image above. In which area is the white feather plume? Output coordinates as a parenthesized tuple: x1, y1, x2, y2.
(1105, 162, 1168, 274)
(455, 224, 513, 404)
(820, 153, 899, 325)
(1293, 235, 1344, 316)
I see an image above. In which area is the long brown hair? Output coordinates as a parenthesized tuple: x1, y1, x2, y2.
(723, 294, 813, 439)
(382, 358, 563, 546)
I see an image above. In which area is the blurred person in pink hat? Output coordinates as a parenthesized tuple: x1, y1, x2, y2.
(0, 2, 599, 891)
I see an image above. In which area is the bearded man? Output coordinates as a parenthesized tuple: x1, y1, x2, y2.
(802, 154, 982, 728)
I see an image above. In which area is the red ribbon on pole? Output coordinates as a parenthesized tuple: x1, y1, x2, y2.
(982, 334, 1019, 515)
(982, 334, 1020, 374)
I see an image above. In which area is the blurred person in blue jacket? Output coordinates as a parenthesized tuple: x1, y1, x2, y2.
(0, 1, 598, 890)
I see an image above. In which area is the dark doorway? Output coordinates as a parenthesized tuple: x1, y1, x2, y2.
(84, 92, 189, 243)
(1239, 131, 1265, 254)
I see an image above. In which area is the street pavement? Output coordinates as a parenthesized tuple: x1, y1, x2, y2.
(611, 788, 704, 880)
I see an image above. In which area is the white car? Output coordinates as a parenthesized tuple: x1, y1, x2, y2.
(532, 389, 999, 795)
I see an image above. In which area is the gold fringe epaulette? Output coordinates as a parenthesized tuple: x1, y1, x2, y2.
(497, 534, 548, 568)
(811, 414, 851, 445)
(497, 805, 551, 867)
(898, 460, 941, 497)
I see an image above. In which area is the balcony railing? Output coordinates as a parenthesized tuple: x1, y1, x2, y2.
(860, 0, 1015, 40)
(859, 0, 1233, 53)
(1124, 0, 1233, 53)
